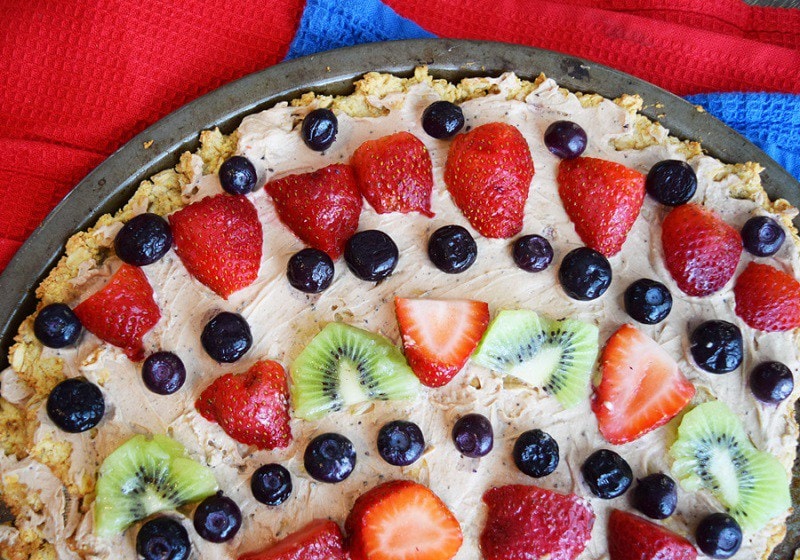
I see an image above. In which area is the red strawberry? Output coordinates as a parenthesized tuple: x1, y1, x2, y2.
(169, 194, 262, 299)
(346, 480, 462, 560)
(592, 324, 695, 444)
(607, 509, 697, 560)
(734, 262, 800, 332)
(480, 484, 594, 560)
(351, 131, 434, 217)
(266, 163, 362, 259)
(444, 122, 534, 238)
(195, 360, 292, 450)
(394, 297, 489, 387)
(237, 519, 346, 560)
(661, 203, 742, 296)
(557, 157, 645, 256)
(74, 263, 160, 361)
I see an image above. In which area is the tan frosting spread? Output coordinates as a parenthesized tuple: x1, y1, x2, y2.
(2, 72, 798, 560)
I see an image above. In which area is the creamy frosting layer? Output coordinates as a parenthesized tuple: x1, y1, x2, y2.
(3, 74, 799, 560)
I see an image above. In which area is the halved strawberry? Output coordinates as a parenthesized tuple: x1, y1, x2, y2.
(237, 519, 346, 560)
(395, 297, 489, 387)
(346, 480, 462, 560)
(351, 131, 434, 217)
(195, 360, 292, 450)
(169, 193, 262, 299)
(734, 262, 800, 332)
(607, 509, 697, 560)
(480, 484, 594, 560)
(444, 122, 534, 238)
(592, 324, 695, 444)
(661, 203, 742, 297)
(74, 263, 160, 361)
(266, 163, 362, 259)
(557, 157, 645, 256)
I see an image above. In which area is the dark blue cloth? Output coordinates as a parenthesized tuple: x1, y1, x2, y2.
(286, 0, 799, 181)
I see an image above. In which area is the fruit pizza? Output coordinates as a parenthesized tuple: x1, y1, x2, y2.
(1, 67, 799, 560)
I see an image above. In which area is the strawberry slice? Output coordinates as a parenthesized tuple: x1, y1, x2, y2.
(734, 262, 800, 332)
(592, 324, 695, 444)
(557, 157, 645, 256)
(237, 519, 346, 560)
(74, 263, 160, 361)
(480, 484, 594, 560)
(346, 480, 462, 560)
(661, 203, 742, 296)
(608, 509, 697, 560)
(195, 360, 292, 450)
(351, 131, 434, 217)
(266, 163, 362, 259)
(395, 297, 489, 387)
(444, 122, 534, 238)
(169, 193, 262, 299)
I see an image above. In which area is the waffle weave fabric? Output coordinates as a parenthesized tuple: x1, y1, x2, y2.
(1, 0, 798, 273)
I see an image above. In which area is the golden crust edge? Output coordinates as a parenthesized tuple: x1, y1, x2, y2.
(1, 66, 797, 559)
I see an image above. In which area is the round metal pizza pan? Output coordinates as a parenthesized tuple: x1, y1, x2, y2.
(0, 38, 798, 557)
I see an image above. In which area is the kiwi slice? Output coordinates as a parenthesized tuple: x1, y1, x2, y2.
(94, 434, 217, 538)
(290, 322, 420, 420)
(669, 400, 790, 530)
(472, 310, 598, 407)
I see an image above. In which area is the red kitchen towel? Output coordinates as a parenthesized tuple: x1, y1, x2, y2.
(1, 0, 799, 273)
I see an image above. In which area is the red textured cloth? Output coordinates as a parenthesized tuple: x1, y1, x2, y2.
(2, 0, 799, 273)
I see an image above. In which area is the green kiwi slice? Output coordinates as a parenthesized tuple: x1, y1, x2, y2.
(472, 309, 598, 407)
(290, 322, 420, 420)
(669, 400, 790, 530)
(94, 434, 217, 538)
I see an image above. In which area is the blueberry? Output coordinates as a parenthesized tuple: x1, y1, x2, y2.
(421, 101, 465, 140)
(114, 213, 172, 266)
(750, 361, 794, 404)
(201, 312, 252, 363)
(427, 225, 477, 273)
(251, 464, 292, 506)
(631, 473, 677, 519)
(741, 216, 785, 257)
(452, 413, 493, 458)
(46, 378, 104, 433)
(581, 449, 633, 499)
(136, 516, 190, 560)
(696, 513, 742, 559)
(689, 320, 742, 374)
(377, 420, 425, 466)
(624, 279, 672, 325)
(142, 352, 186, 395)
(543, 120, 587, 159)
(513, 234, 554, 272)
(33, 303, 82, 348)
(344, 230, 398, 282)
(287, 248, 334, 293)
(513, 429, 559, 478)
(301, 108, 338, 151)
(645, 160, 697, 206)
(304, 433, 356, 483)
(558, 247, 612, 301)
(218, 156, 257, 195)
(193, 492, 241, 543)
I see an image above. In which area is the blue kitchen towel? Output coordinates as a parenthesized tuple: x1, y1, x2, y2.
(686, 92, 800, 182)
(286, 0, 800, 181)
